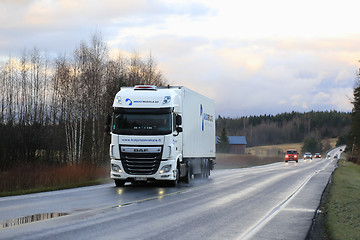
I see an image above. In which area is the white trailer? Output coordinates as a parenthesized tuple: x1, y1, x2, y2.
(105, 85, 216, 186)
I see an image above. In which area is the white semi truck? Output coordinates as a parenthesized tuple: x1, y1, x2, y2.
(105, 85, 216, 186)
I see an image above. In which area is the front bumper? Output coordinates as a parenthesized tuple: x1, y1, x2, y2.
(110, 159, 177, 181)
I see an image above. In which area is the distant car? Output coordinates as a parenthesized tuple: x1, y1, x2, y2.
(314, 153, 321, 158)
(327, 154, 331, 159)
(285, 149, 298, 163)
(334, 154, 338, 159)
(304, 152, 312, 159)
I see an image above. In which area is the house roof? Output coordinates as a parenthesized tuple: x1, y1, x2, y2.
(216, 136, 247, 145)
(228, 136, 247, 145)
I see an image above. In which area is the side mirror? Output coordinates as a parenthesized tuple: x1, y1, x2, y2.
(105, 113, 111, 126)
(176, 115, 182, 125)
(173, 126, 183, 136)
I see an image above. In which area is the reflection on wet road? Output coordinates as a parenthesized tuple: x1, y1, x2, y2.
(1, 213, 68, 229)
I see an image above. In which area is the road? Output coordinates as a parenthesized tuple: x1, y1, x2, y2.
(0, 148, 343, 240)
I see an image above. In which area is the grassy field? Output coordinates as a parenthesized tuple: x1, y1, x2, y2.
(325, 160, 360, 239)
(216, 142, 307, 167)
(245, 142, 304, 156)
(245, 138, 337, 157)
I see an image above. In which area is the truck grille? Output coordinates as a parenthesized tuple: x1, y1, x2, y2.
(120, 146, 162, 175)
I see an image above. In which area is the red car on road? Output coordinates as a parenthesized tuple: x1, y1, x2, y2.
(285, 149, 298, 163)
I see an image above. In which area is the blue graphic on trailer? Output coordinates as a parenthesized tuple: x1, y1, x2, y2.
(200, 104, 214, 131)
(200, 104, 204, 131)
(126, 98, 133, 106)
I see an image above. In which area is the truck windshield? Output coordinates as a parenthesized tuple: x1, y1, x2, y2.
(112, 108, 172, 135)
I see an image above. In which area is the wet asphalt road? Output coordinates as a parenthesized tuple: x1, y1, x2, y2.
(0, 149, 341, 240)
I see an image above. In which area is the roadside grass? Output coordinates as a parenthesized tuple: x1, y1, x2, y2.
(0, 163, 109, 197)
(0, 179, 109, 197)
(325, 160, 360, 239)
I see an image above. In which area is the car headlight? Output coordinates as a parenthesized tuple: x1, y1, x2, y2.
(160, 164, 172, 174)
(112, 164, 122, 173)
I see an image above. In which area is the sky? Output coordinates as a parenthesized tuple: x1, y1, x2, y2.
(1, 0, 360, 117)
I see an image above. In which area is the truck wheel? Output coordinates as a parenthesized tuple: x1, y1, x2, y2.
(200, 159, 209, 179)
(184, 164, 191, 183)
(114, 180, 125, 187)
(205, 165, 210, 179)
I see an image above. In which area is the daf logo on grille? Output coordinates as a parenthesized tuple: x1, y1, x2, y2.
(134, 148, 148, 152)
(121, 146, 161, 153)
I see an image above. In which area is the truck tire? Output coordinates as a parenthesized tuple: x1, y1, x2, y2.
(114, 180, 125, 187)
(201, 159, 209, 179)
(204, 162, 210, 179)
(184, 163, 191, 183)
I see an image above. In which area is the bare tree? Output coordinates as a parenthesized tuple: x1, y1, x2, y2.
(0, 31, 168, 169)
(125, 52, 166, 87)
(53, 54, 84, 165)
(72, 32, 109, 164)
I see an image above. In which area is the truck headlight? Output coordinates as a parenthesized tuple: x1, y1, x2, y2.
(160, 164, 172, 174)
(112, 164, 122, 173)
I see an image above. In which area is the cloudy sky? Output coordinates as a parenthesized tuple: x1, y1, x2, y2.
(1, 0, 360, 117)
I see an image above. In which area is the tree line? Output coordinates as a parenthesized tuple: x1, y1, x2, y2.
(346, 70, 360, 164)
(216, 111, 351, 149)
(0, 33, 167, 170)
